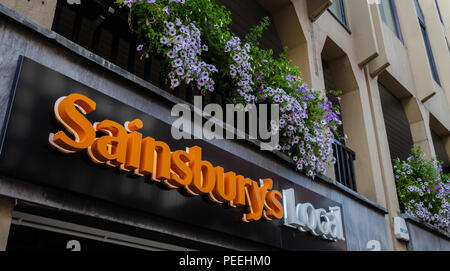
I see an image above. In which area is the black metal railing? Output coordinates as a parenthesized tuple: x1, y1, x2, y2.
(332, 139, 357, 191)
(52, 0, 225, 108)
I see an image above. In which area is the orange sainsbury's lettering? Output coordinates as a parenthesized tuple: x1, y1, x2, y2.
(49, 93, 284, 223)
(138, 137, 171, 182)
(88, 120, 128, 167)
(209, 167, 237, 205)
(264, 190, 284, 220)
(49, 94, 96, 153)
(233, 176, 253, 207)
(186, 146, 216, 196)
(124, 119, 144, 172)
(242, 179, 273, 222)
(166, 150, 193, 189)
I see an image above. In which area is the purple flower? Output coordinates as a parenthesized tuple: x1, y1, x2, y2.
(171, 78, 180, 88)
(171, 58, 182, 67)
(197, 78, 206, 86)
(165, 6, 170, 16)
(167, 50, 176, 58)
(176, 67, 184, 76)
(201, 71, 209, 79)
(161, 37, 170, 45)
(136, 44, 144, 51)
(166, 22, 175, 29)
(174, 35, 183, 44)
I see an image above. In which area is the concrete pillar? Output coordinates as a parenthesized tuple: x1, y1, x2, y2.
(0, 0, 58, 29)
(327, 55, 387, 206)
(365, 69, 407, 251)
(0, 196, 13, 251)
(402, 97, 436, 159)
(271, 1, 312, 86)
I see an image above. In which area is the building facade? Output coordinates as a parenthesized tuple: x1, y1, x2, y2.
(0, 0, 448, 251)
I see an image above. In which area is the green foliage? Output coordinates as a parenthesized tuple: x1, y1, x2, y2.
(394, 146, 450, 231)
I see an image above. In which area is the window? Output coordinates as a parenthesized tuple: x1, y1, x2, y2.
(414, 0, 441, 86)
(380, 0, 402, 40)
(435, 0, 444, 24)
(329, 0, 348, 27)
(431, 130, 450, 173)
(434, 0, 450, 52)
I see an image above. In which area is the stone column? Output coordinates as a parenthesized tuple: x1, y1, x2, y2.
(0, 196, 13, 251)
(366, 70, 407, 251)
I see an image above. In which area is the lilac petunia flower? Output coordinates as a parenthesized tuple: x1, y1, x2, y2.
(165, 6, 170, 16)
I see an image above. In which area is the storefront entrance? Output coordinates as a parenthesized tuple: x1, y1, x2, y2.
(6, 202, 193, 251)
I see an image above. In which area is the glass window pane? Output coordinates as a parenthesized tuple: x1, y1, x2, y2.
(329, 0, 345, 24)
(414, 0, 425, 25)
(435, 0, 444, 24)
(421, 27, 441, 85)
(380, 0, 398, 35)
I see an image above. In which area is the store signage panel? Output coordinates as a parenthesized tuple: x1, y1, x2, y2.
(0, 57, 346, 250)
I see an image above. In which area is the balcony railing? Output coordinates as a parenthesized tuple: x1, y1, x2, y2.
(52, 0, 227, 108)
(332, 139, 357, 191)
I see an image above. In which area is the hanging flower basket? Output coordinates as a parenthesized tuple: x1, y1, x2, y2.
(116, 0, 343, 179)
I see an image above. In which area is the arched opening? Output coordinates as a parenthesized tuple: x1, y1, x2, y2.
(257, 0, 312, 85)
(429, 115, 450, 173)
(217, 0, 284, 56)
(321, 37, 377, 196)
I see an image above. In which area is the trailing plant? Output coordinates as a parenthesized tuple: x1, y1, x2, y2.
(394, 146, 450, 232)
(117, 0, 343, 179)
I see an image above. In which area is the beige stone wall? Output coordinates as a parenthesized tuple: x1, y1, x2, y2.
(287, 0, 388, 204)
(265, 0, 449, 250)
(0, 196, 13, 251)
(0, 0, 57, 29)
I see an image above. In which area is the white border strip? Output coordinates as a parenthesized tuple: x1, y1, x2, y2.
(11, 211, 194, 251)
